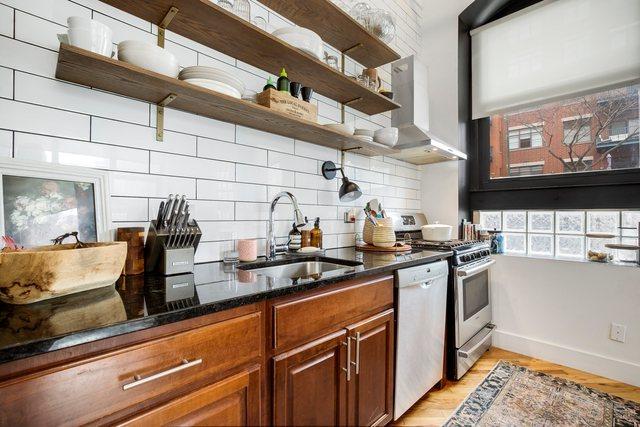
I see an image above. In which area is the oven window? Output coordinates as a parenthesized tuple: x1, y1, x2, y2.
(463, 270, 489, 321)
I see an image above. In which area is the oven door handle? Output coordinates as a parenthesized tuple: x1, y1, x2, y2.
(457, 259, 495, 277)
(458, 325, 494, 358)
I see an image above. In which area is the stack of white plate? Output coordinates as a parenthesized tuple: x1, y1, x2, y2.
(354, 128, 374, 142)
(271, 26, 323, 60)
(179, 66, 246, 99)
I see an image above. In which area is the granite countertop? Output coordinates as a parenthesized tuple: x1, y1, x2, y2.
(0, 247, 451, 364)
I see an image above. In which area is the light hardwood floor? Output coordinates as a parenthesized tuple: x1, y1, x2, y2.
(393, 347, 640, 426)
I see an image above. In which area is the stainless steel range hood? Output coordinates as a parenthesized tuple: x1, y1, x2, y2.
(389, 55, 467, 165)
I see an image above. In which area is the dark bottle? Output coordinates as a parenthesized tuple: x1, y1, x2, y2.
(277, 67, 290, 93)
(263, 76, 276, 91)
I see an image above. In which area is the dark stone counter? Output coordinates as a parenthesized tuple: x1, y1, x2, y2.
(0, 247, 450, 364)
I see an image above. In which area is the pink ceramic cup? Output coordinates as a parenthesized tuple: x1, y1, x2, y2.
(238, 239, 258, 262)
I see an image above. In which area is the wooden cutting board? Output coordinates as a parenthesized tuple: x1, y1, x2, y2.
(356, 243, 412, 253)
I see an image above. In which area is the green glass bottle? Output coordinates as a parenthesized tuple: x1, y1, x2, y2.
(277, 67, 290, 93)
(263, 76, 276, 91)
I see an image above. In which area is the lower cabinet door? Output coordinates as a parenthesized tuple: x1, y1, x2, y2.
(119, 365, 261, 427)
(273, 329, 348, 426)
(346, 309, 395, 427)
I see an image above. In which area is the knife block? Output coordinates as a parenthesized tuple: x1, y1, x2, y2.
(144, 219, 202, 275)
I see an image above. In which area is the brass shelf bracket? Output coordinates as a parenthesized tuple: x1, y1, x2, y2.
(157, 6, 179, 48)
(343, 97, 363, 106)
(342, 43, 364, 56)
(156, 93, 177, 141)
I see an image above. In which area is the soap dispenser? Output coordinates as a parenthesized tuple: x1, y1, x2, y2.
(310, 217, 323, 249)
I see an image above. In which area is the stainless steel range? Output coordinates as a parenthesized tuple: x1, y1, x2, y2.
(390, 212, 495, 380)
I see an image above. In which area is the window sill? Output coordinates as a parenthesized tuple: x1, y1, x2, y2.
(493, 253, 639, 269)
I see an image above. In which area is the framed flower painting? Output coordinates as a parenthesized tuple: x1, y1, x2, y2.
(0, 159, 110, 247)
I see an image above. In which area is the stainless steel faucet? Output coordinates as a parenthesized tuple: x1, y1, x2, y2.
(266, 191, 306, 260)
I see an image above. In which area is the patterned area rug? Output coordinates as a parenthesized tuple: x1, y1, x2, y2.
(444, 361, 640, 426)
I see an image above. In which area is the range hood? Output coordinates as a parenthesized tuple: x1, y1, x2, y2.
(388, 55, 467, 165)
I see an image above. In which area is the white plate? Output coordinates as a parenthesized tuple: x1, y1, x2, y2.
(323, 123, 355, 135)
(183, 78, 241, 99)
(272, 26, 323, 60)
(355, 135, 374, 142)
(179, 66, 245, 96)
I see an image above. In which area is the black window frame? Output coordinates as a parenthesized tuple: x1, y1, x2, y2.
(458, 0, 640, 218)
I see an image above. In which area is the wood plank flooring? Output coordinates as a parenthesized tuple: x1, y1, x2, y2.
(393, 347, 640, 426)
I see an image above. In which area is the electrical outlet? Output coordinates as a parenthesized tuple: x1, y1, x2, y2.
(610, 323, 627, 343)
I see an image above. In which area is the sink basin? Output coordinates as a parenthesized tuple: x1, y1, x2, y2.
(239, 258, 361, 279)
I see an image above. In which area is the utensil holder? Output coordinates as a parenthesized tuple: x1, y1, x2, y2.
(144, 219, 202, 275)
(363, 217, 393, 244)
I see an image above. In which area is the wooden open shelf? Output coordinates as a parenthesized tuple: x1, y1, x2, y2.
(99, 0, 401, 116)
(55, 44, 399, 157)
(259, 0, 401, 68)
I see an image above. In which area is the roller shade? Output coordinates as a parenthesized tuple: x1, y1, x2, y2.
(471, 0, 640, 119)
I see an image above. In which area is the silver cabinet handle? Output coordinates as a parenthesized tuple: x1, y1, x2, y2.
(353, 332, 361, 375)
(123, 358, 202, 391)
(341, 339, 351, 381)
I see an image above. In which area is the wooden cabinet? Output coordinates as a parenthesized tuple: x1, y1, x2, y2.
(119, 365, 261, 427)
(269, 275, 395, 427)
(346, 309, 395, 427)
(273, 330, 348, 426)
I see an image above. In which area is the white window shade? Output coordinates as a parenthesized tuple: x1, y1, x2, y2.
(471, 0, 640, 119)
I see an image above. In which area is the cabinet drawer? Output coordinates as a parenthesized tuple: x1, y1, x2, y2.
(272, 275, 393, 350)
(0, 311, 262, 426)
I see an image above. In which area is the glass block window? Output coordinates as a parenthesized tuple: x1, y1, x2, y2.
(477, 210, 639, 261)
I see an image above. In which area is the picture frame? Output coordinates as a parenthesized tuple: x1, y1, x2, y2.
(0, 159, 111, 246)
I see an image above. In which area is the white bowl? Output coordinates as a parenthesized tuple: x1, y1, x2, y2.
(272, 26, 323, 60)
(354, 128, 375, 138)
(67, 16, 113, 57)
(324, 123, 355, 135)
(118, 40, 179, 77)
(179, 66, 245, 96)
(183, 78, 241, 99)
(374, 127, 399, 147)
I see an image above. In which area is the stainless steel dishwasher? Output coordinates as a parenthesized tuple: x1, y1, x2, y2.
(394, 260, 449, 420)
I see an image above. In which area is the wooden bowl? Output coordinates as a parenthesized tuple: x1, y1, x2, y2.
(0, 242, 127, 305)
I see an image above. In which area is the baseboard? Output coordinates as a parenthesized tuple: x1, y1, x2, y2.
(493, 330, 640, 387)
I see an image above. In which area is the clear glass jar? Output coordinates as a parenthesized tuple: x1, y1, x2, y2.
(233, 0, 251, 21)
(349, 2, 371, 26)
(366, 9, 396, 43)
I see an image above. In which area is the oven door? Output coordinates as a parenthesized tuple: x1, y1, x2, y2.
(454, 259, 495, 347)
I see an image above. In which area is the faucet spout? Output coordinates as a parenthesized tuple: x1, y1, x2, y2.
(266, 191, 306, 260)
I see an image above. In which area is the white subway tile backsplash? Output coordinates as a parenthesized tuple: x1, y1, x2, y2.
(91, 118, 197, 156)
(294, 140, 338, 162)
(110, 172, 195, 198)
(268, 151, 316, 174)
(15, 73, 149, 124)
(198, 137, 267, 166)
(14, 133, 149, 172)
(152, 107, 235, 141)
(1, 0, 90, 26)
(0, 66, 12, 98)
(0, 98, 89, 139)
(0, 4, 13, 37)
(197, 180, 267, 202)
(0, 37, 57, 78)
(0, 0, 423, 262)
(0, 130, 12, 157)
(236, 126, 294, 154)
(295, 172, 337, 191)
(150, 152, 235, 181)
(14, 10, 64, 51)
(149, 199, 235, 221)
(236, 164, 294, 186)
(111, 197, 148, 222)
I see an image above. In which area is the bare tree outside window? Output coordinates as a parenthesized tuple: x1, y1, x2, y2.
(490, 85, 640, 178)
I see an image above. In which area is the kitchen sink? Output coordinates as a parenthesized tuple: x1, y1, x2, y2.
(239, 258, 362, 279)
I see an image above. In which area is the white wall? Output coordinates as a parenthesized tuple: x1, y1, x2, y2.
(0, 0, 425, 262)
(418, 0, 473, 226)
(492, 255, 640, 386)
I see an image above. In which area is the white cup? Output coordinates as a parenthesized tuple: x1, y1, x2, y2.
(67, 16, 113, 57)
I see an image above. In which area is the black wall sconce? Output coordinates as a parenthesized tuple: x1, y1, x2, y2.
(321, 151, 362, 202)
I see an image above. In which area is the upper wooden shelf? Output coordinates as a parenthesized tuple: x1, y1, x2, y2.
(258, 0, 401, 68)
(99, 0, 401, 116)
(55, 44, 398, 157)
